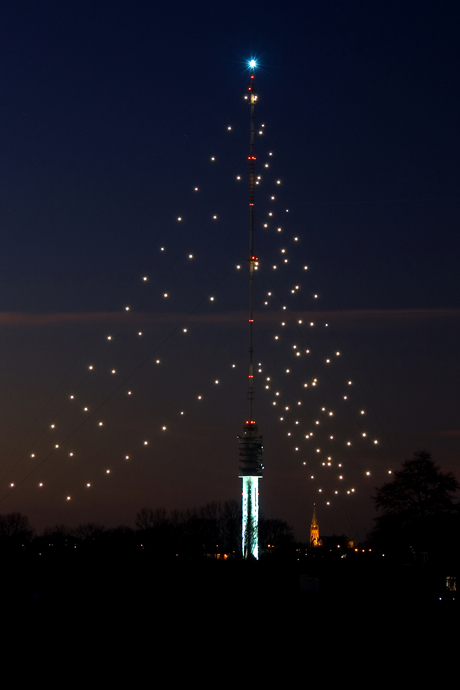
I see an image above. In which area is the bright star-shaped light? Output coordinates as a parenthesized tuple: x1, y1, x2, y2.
(248, 59, 257, 69)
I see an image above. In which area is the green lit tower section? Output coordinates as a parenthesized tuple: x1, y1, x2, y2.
(238, 60, 264, 560)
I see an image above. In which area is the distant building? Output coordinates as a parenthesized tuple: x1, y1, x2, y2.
(310, 504, 321, 547)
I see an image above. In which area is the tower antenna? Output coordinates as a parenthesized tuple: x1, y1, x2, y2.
(238, 60, 264, 560)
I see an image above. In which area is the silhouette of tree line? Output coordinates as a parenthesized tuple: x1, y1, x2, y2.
(0, 499, 295, 559)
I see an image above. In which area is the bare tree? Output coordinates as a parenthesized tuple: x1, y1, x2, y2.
(0, 512, 33, 546)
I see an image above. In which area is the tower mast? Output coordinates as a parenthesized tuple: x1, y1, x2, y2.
(238, 60, 264, 560)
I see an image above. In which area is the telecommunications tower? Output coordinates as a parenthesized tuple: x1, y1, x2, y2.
(238, 60, 264, 560)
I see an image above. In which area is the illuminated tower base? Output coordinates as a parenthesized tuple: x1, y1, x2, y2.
(241, 476, 260, 559)
(238, 421, 263, 559)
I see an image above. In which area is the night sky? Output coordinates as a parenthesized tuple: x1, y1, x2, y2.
(0, 1, 459, 542)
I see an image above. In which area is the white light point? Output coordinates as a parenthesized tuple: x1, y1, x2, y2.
(88, 365, 93, 370)
(127, 391, 132, 395)
(138, 331, 142, 336)
(210, 156, 215, 161)
(144, 441, 148, 446)
(111, 369, 116, 374)
(194, 187, 199, 191)
(162, 426, 167, 431)
(236, 176, 241, 180)
(227, 126, 232, 130)
(38, 483, 43, 487)
(98, 422, 103, 426)
(163, 293, 168, 298)
(188, 254, 193, 259)
(107, 336, 112, 340)
(177, 217, 182, 222)
(143, 276, 148, 281)
(70, 395, 74, 399)
(106, 469, 111, 474)
(183, 328, 187, 333)
(125, 306, 130, 311)
(86, 483, 91, 488)
(66, 496, 71, 501)
(209, 296, 214, 301)
(156, 360, 160, 364)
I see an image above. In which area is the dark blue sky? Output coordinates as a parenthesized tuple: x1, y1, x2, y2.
(0, 1, 459, 541)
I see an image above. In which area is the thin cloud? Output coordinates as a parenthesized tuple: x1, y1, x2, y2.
(432, 430, 460, 438)
(0, 308, 459, 328)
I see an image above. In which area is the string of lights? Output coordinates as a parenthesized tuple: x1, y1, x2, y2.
(0, 63, 397, 525)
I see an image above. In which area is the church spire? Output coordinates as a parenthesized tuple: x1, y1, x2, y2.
(310, 504, 320, 547)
